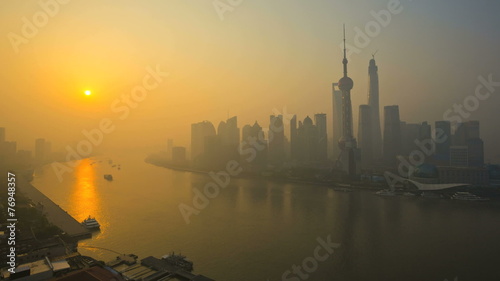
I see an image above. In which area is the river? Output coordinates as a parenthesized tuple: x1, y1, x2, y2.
(32, 152, 500, 281)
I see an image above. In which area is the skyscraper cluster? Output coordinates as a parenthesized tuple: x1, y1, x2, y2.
(0, 127, 54, 168)
(183, 27, 488, 180)
(290, 114, 328, 163)
(189, 112, 329, 171)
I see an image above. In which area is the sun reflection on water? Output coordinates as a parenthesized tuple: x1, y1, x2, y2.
(69, 158, 103, 227)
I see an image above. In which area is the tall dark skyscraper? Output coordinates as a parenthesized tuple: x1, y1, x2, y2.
(298, 116, 318, 162)
(337, 25, 357, 178)
(419, 121, 432, 141)
(217, 116, 241, 166)
(435, 121, 451, 164)
(314, 113, 328, 162)
(289, 115, 327, 163)
(383, 105, 402, 164)
(332, 83, 343, 159)
(453, 121, 484, 167)
(242, 122, 267, 168)
(191, 121, 216, 162)
(218, 116, 240, 147)
(368, 56, 382, 160)
(269, 115, 285, 165)
(400, 122, 420, 156)
(290, 115, 298, 161)
(358, 105, 372, 166)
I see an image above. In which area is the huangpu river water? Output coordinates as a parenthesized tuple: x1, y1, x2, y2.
(32, 152, 500, 281)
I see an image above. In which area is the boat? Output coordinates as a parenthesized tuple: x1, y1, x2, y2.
(161, 252, 193, 272)
(82, 216, 101, 230)
(375, 189, 395, 196)
(451, 192, 489, 201)
(104, 174, 113, 181)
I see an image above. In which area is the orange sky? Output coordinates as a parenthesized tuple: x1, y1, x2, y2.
(1, 0, 500, 161)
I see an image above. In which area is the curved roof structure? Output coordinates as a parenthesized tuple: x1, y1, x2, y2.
(384, 172, 470, 191)
(406, 180, 470, 191)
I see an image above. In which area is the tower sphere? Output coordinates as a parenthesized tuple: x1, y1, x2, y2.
(338, 76, 354, 91)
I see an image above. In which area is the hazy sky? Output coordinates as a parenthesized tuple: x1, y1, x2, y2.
(1, 0, 500, 161)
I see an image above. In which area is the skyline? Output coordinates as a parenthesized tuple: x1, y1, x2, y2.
(1, 0, 500, 162)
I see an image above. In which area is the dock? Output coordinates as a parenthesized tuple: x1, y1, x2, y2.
(17, 177, 91, 240)
(114, 255, 214, 281)
(141, 256, 214, 281)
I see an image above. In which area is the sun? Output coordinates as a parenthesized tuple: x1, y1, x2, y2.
(85, 90, 92, 96)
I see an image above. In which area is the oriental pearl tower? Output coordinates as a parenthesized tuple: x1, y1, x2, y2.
(338, 25, 357, 180)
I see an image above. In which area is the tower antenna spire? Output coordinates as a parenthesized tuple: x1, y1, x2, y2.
(372, 50, 378, 59)
(342, 24, 348, 77)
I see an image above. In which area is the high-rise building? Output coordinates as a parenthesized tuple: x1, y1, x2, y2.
(269, 115, 285, 166)
(383, 105, 402, 165)
(242, 122, 267, 168)
(419, 121, 432, 141)
(435, 121, 451, 164)
(290, 115, 328, 163)
(332, 83, 343, 159)
(358, 105, 372, 166)
(314, 113, 328, 162)
(467, 138, 484, 167)
(450, 146, 468, 167)
(290, 115, 299, 161)
(453, 123, 467, 146)
(191, 121, 216, 162)
(216, 116, 240, 166)
(465, 121, 480, 139)
(400, 122, 420, 156)
(219, 116, 240, 147)
(299, 116, 318, 162)
(337, 25, 357, 179)
(367, 57, 382, 160)
(452, 121, 484, 167)
(35, 138, 46, 164)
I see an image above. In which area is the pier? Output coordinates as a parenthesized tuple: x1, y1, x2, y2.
(17, 177, 91, 240)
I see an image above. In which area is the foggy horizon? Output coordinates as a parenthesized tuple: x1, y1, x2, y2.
(1, 0, 500, 162)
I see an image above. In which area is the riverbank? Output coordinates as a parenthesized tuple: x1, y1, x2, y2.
(17, 177, 91, 240)
(144, 154, 385, 191)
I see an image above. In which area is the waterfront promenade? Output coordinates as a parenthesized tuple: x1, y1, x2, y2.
(17, 177, 91, 240)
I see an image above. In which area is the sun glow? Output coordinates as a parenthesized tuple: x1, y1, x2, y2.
(85, 90, 92, 96)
